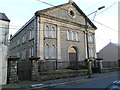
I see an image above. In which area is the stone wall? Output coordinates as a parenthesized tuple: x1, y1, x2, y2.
(7, 56, 19, 84)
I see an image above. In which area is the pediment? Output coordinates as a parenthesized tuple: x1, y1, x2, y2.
(36, 2, 97, 29)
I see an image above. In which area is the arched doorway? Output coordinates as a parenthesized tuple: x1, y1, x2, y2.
(68, 46, 78, 67)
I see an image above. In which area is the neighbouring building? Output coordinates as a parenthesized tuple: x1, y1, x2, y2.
(9, 1, 97, 70)
(0, 12, 10, 85)
(97, 42, 119, 62)
(97, 42, 119, 68)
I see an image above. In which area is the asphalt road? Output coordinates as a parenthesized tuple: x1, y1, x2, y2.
(52, 71, 118, 89)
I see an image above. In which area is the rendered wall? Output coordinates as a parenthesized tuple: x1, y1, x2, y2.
(0, 20, 9, 85)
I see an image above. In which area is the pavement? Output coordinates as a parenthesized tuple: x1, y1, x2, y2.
(1, 71, 118, 90)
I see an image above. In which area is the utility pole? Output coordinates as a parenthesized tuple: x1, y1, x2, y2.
(85, 17, 92, 78)
(85, 6, 105, 78)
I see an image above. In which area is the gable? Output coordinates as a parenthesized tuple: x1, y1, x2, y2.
(36, 2, 97, 29)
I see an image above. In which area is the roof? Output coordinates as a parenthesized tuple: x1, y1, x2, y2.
(35, 1, 97, 29)
(0, 12, 10, 22)
(98, 42, 120, 53)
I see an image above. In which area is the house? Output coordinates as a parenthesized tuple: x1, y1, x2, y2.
(9, 1, 97, 70)
(0, 12, 10, 85)
(97, 42, 119, 61)
(97, 42, 119, 68)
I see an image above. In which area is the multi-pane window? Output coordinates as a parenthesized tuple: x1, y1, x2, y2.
(67, 30, 70, 40)
(51, 45, 56, 58)
(51, 27, 55, 38)
(76, 32, 78, 41)
(67, 31, 79, 41)
(45, 44, 49, 59)
(71, 31, 74, 40)
(45, 25, 49, 37)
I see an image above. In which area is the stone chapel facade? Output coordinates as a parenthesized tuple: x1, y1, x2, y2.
(10, 1, 97, 69)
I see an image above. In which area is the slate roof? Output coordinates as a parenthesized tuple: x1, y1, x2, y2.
(0, 12, 10, 22)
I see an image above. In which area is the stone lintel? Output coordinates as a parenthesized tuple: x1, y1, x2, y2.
(8, 56, 19, 61)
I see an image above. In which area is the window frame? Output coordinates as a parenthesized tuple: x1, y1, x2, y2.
(45, 25, 49, 37)
(45, 44, 49, 59)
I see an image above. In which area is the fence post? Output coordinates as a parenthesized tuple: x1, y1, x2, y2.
(7, 56, 19, 84)
(29, 57, 40, 81)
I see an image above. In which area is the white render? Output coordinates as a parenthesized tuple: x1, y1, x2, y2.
(0, 18, 10, 85)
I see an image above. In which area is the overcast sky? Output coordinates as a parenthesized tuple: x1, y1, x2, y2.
(0, 0, 118, 52)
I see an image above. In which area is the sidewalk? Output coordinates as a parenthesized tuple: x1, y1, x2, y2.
(2, 71, 118, 90)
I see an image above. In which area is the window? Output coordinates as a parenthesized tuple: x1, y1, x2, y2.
(45, 25, 49, 37)
(45, 44, 49, 59)
(51, 45, 56, 58)
(67, 30, 70, 40)
(29, 47, 34, 57)
(76, 32, 78, 41)
(72, 31, 74, 40)
(22, 35, 26, 43)
(29, 30, 34, 40)
(89, 48, 94, 58)
(88, 34, 93, 43)
(51, 27, 55, 38)
(17, 39, 20, 46)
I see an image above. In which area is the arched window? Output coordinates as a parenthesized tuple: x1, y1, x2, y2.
(45, 44, 49, 59)
(45, 25, 49, 37)
(76, 32, 78, 41)
(67, 30, 70, 40)
(52, 45, 56, 58)
(51, 27, 55, 38)
(72, 31, 74, 40)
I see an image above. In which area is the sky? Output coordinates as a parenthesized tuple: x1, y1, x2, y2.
(0, 0, 118, 52)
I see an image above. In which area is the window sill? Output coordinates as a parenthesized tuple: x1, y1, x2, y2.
(44, 37, 56, 40)
(66, 39, 80, 42)
(45, 58, 57, 60)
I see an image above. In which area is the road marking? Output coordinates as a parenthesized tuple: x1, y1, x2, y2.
(31, 83, 44, 87)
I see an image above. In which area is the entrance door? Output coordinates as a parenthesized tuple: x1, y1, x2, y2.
(68, 47, 77, 66)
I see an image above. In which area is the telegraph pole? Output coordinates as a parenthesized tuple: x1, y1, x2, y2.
(85, 6, 105, 78)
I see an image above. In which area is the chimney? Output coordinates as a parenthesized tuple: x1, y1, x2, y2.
(69, 0, 73, 3)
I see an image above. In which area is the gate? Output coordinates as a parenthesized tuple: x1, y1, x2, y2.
(17, 60, 31, 80)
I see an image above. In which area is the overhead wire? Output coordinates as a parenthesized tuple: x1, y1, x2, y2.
(96, 0, 119, 16)
(93, 20, 118, 33)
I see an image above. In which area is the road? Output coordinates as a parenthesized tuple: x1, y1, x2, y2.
(50, 71, 118, 89)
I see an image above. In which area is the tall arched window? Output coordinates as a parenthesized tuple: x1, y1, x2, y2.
(67, 30, 70, 40)
(45, 44, 49, 59)
(51, 27, 55, 38)
(52, 45, 56, 58)
(72, 31, 74, 40)
(45, 25, 49, 37)
(76, 32, 78, 41)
